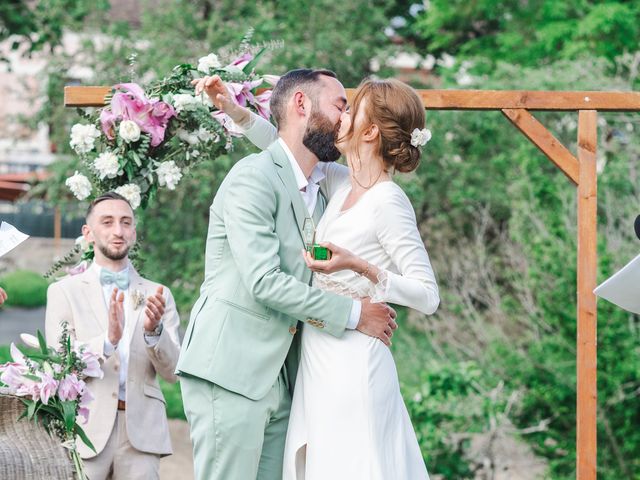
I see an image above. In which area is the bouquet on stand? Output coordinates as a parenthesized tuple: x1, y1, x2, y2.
(0, 326, 103, 479)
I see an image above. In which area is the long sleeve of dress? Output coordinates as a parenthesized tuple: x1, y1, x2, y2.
(372, 185, 440, 315)
(242, 112, 278, 150)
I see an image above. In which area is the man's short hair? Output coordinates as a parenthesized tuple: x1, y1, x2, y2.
(270, 68, 337, 129)
(86, 192, 133, 221)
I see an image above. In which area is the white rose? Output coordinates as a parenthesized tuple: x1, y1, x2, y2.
(197, 53, 222, 74)
(114, 183, 142, 209)
(93, 151, 120, 179)
(118, 120, 141, 143)
(70, 124, 101, 154)
(65, 171, 92, 200)
(172, 94, 199, 114)
(156, 161, 183, 190)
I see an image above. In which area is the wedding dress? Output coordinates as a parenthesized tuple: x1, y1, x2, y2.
(282, 180, 439, 480)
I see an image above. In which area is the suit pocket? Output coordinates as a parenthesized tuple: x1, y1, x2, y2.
(217, 298, 270, 321)
(143, 383, 166, 404)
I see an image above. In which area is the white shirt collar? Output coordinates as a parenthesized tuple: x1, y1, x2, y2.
(277, 138, 326, 191)
(89, 260, 130, 276)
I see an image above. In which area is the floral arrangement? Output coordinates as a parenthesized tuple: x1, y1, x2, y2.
(0, 327, 103, 479)
(65, 46, 276, 210)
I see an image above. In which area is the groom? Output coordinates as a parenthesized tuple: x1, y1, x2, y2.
(176, 69, 397, 480)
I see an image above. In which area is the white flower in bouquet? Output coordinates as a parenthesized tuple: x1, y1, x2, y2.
(65, 171, 92, 200)
(70, 123, 101, 154)
(197, 126, 217, 143)
(115, 183, 142, 209)
(197, 53, 222, 73)
(156, 161, 183, 190)
(118, 120, 141, 143)
(177, 128, 200, 145)
(93, 151, 120, 179)
(172, 94, 200, 114)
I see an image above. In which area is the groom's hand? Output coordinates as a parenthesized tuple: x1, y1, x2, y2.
(357, 298, 398, 346)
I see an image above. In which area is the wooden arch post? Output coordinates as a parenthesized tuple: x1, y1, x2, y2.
(64, 86, 640, 479)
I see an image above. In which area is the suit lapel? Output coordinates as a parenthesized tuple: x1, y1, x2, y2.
(81, 270, 109, 333)
(269, 142, 308, 247)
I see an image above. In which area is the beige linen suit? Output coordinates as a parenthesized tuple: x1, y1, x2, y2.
(45, 266, 180, 477)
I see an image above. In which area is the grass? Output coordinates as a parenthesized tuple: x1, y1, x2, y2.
(0, 270, 49, 308)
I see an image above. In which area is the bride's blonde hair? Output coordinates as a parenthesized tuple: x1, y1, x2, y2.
(341, 78, 425, 173)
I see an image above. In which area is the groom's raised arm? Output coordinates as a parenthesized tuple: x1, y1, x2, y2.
(222, 163, 352, 337)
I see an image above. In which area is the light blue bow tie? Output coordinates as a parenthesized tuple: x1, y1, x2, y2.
(100, 268, 130, 290)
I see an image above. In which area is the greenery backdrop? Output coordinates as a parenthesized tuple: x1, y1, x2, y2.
(4, 1, 640, 478)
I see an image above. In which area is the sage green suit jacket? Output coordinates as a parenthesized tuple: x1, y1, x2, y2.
(176, 141, 353, 400)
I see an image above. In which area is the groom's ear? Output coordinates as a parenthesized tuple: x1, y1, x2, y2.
(293, 91, 307, 117)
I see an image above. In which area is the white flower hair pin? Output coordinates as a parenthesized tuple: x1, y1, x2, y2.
(411, 128, 432, 147)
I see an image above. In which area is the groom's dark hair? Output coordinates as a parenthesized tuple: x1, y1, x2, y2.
(270, 68, 337, 129)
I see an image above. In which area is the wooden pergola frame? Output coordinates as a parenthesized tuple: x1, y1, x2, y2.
(64, 86, 640, 479)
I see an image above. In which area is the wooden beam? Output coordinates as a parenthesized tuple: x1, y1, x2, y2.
(502, 108, 579, 185)
(64, 86, 112, 107)
(576, 109, 598, 480)
(417, 90, 640, 111)
(67, 85, 640, 112)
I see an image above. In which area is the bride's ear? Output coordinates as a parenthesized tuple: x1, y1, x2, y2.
(363, 124, 379, 142)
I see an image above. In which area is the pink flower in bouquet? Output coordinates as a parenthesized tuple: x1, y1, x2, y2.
(226, 79, 263, 108)
(36, 372, 59, 405)
(66, 260, 89, 276)
(253, 89, 272, 120)
(229, 52, 253, 70)
(0, 363, 28, 394)
(78, 387, 94, 424)
(58, 374, 86, 402)
(100, 83, 176, 147)
(77, 348, 103, 379)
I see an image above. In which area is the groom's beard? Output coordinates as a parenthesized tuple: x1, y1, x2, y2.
(302, 110, 342, 163)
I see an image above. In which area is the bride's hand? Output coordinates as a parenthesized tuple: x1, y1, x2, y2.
(301, 242, 357, 274)
(190, 75, 250, 125)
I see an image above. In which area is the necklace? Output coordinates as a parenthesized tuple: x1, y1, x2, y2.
(351, 168, 385, 190)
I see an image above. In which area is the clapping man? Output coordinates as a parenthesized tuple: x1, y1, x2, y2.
(45, 192, 181, 480)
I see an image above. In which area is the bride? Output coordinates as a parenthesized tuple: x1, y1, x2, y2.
(195, 75, 439, 479)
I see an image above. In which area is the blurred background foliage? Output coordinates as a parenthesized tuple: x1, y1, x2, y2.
(4, 0, 640, 477)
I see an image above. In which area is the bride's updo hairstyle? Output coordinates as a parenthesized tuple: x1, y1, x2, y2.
(344, 79, 425, 173)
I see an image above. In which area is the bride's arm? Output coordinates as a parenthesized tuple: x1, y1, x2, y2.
(192, 75, 278, 149)
(303, 187, 439, 315)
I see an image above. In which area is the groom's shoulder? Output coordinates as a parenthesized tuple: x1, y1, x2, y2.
(230, 150, 276, 175)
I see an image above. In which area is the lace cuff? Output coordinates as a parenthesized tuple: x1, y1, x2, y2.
(370, 269, 390, 303)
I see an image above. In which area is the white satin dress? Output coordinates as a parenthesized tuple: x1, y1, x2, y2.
(282, 180, 440, 480)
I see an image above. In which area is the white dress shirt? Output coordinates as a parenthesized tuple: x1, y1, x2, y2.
(94, 261, 158, 401)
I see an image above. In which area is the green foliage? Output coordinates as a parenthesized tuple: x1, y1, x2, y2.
(0, 270, 49, 308)
(0, 0, 109, 62)
(159, 378, 186, 420)
(401, 0, 640, 70)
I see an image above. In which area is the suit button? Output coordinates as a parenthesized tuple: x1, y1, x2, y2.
(112, 392, 117, 399)
(289, 326, 297, 335)
(114, 365, 119, 372)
